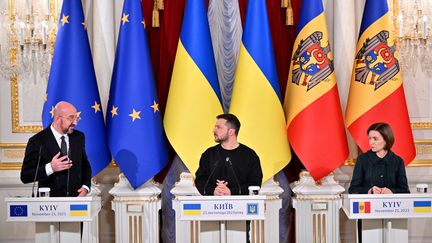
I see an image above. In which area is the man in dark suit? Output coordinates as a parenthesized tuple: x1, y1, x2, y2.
(21, 101, 91, 197)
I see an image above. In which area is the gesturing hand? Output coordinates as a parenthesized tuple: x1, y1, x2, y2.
(50, 152, 72, 172)
(77, 187, 88, 197)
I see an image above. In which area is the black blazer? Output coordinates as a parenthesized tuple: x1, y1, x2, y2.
(348, 150, 409, 194)
(20, 126, 92, 197)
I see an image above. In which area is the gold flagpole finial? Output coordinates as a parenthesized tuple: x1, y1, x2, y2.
(152, 0, 160, 28)
(286, 0, 294, 26)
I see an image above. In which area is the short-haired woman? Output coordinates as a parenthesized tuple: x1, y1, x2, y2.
(348, 123, 409, 194)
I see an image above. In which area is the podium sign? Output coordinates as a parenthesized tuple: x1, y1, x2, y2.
(173, 195, 267, 243)
(5, 197, 101, 243)
(177, 195, 265, 221)
(343, 193, 432, 219)
(6, 197, 100, 222)
(343, 194, 432, 243)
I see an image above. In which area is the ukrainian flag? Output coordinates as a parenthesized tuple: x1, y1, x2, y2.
(345, 0, 415, 165)
(284, 0, 348, 181)
(414, 201, 432, 213)
(183, 203, 201, 216)
(70, 204, 88, 216)
(164, 0, 223, 174)
(229, 0, 291, 183)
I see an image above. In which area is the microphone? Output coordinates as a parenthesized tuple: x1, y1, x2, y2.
(203, 160, 219, 195)
(31, 145, 43, 197)
(66, 148, 71, 197)
(226, 157, 241, 195)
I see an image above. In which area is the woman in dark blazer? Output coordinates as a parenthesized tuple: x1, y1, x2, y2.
(348, 123, 409, 194)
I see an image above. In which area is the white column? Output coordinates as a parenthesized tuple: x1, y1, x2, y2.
(293, 172, 345, 243)
(171, 172, 201, 243)
(81, 178, 102, 243)
(109, 173, 162, 243)
(260, 178, 284, 243)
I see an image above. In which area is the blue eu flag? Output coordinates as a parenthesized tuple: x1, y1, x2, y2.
(10, 205, 28, 217)
(106, 0, 169, 189)
(42, 0, 111, 176)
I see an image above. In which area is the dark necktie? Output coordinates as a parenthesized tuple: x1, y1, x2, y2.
(60, 136, 67, 156)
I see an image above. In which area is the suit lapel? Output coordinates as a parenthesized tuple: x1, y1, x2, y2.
(42, 127, 62, 158)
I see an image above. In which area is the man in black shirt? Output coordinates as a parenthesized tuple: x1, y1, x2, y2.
(195, 114, 263, 196)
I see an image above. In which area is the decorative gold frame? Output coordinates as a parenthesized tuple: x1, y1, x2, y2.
(8, 0, 59, 133)
(11, 75, 44, 133)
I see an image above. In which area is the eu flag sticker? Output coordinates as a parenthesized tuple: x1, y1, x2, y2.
(10, 205, 28, 217)
(247, 203, 258, 215)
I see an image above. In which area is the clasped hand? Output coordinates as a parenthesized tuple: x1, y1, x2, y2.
(50, 152, 72, 172)
(214, 179, 231, 196)
(369, 186, 393, 194)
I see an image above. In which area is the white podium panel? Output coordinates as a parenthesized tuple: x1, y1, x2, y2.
(171, 172, 282, 243)
(343, 193, 432, 243)
(176, 195, 265, 221)
(5, 197, 101, 243)
(6, 197, 100, 222)
(173, 195, 266, 243)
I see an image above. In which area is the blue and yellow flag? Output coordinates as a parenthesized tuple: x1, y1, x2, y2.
(106, 0, 169, 189)
(42, 0, 110, 176)
(164, 0, 223, 174)
(229, 0, 291, 182)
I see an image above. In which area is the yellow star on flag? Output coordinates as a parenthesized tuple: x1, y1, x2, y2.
(82, 21, 87, 29)
(50, 106, 55, 118)
(76, 111, 82, 119)
(61, 14, 69, 26)
(121, 13, 129, 25)
(91, 101, 101, 113)
(129, 109, 141, 122)
(111, 106, 118, 117)
(43, 93, 47, 102)
(151, 100, 159, 113)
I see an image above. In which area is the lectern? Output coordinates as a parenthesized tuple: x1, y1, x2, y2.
(5, 196, 101, 243)
(173, 195, 266, 243)
(343, 193, 432, 243)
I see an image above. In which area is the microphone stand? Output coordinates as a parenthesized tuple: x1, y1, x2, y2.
(226, 157, 241, 195)
(66, 149, 71, 197)
(203, 160, 219, 195)
(31, 145, 43, 197)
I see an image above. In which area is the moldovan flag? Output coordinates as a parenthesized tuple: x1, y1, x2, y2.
(284, 0, 348, 181)
(345, 0, 415, 165)
(229, 0, 291, 182)
(164, 0, 223, 174)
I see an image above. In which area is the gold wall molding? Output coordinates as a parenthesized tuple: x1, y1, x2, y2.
(0, 143, 25, 169)
(0, 162, 22, 170)
(412, 122, 432, 129)
(11, 75, 43, 133)
(4, 150, 25, 159)
(0, 143, 26, 148)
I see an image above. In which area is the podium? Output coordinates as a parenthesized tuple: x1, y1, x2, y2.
(5, 196, 101, 243)
(173, 195, 266, 243)
(342, 193, 432, 243)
